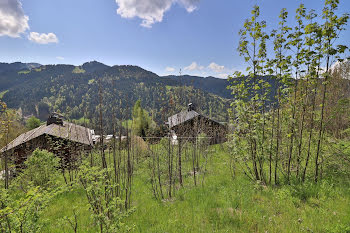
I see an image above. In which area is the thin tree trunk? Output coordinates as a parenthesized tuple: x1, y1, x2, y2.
(157, 150, 164, 199)
(259, 104, 266, 184)
(287, 69, 299, 183)
(269, 107, 276, 185)
(193, 136, 197, 186)
(302, 70, 318, 182)
(112, 113, 117, 195)
(296, 78, 307, 179)
(275, 89, 281, 185)
(98, 81, 107, 170)
(178, 138, 183, 187)
(168, 134, 172, 198)
(315, 53, 330, 183)
(4, 117, 9, 189)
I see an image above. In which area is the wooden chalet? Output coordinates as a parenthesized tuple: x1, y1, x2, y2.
(167, 103, 227, 144)
(1, 113, 94, 168)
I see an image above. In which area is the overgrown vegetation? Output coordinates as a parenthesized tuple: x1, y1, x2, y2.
(0, 0, 349, 232)
(26, 116, 41, 130)
(229, 0, 349, 185)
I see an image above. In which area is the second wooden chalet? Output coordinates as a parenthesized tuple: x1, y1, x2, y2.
(167, 103, 227, 144)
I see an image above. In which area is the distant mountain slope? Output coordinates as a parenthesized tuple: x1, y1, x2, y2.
(164, 75, 232, 99)
(0, 64, 77, 91)
(0, 62, 42, 74)
(81, 61, 110, 73)
(0, 62, 230, 133)
(0, 61, 292, 133)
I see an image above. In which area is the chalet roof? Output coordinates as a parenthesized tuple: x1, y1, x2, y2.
(1, 121, 93, 153)
(168, 107, 226, 129)
(167, 110, 201, 128)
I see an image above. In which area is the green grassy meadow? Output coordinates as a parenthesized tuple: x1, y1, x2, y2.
(39, 146, 350, 233)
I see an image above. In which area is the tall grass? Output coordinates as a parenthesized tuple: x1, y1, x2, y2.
(39, 146, 350, 233)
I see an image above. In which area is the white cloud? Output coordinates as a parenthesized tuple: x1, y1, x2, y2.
(184, 61, 200, 71)
(56, 56, 64, 60)
(115, 0, 200, 28)
(0, 0, 29, 37)
(217, 73, 228, 79)
(179, 0, 200, 12)
(28, 32, 58, 44)
(208, 62, 225, 73)
(0, 1, 59, 45)
(165, 66, 175, 72)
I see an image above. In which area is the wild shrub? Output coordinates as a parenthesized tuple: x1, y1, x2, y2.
(78, 161, 133, 232)
(0, 186, 60, 233)
(15, 149, 60, 191)
(229, 0, 349, 185)
(26, 116, 41, 130)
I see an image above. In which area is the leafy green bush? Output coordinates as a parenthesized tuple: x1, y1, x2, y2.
(26, 116, 41, 130)
(0, 186, 59, 233)
(78, 161, 133, 232)
(16, 149, 60, 190)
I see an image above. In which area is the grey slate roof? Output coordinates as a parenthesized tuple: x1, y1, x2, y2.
(1, 121, 93, 152)
(168, 110, 200, 128)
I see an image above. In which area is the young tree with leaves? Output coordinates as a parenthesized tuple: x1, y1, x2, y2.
(315, 0, 349, 182)
(26, 116, 41, 130)
(229, 5, 270, 183)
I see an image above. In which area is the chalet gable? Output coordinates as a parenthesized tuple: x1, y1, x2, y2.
(1, 119, 93, 153)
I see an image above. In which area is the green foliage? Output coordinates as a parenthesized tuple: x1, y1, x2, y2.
(15, 149, 60, 190)
(0, 107, 26, 149)
(229, 4, 272, 184)
(0, 63, 231, 132)
(0, 186, 62, 233)
(229, 0, 349, 185)
(78, 161, 133, 232)
(1, 143, 348, 233)
(0, 90, 8, 98)
(72, 66, 85, 74)
(326, 224, 350, 233)
(26, 116, 41, 130)
(18, 70, 30, 74)
(132, 100, 155, 137)
(72, 117, 90, 125)
(126, 150, 350, 232)
(1, 2, 350, 232)
(61, 207, 79, 233)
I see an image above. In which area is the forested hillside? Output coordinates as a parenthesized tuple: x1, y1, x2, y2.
(0, 62, 230, 130)
(0, 62, 41, 74)
(0, 61, 292, 129)
(165, 75, 233, 99)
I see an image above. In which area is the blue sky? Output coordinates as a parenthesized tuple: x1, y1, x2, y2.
(0, 0, 349, 78)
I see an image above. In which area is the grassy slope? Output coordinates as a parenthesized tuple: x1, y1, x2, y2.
(39, 145, 350, 233)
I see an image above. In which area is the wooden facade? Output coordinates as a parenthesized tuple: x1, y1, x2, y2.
(167, 105, 227, 144)
(1, 115, 94, 168)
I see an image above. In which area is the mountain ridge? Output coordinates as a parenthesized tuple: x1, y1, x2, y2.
(0, 61, 231, 132)
(0, 62, 42, 74)
(0, 61, 291, 132)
